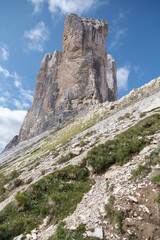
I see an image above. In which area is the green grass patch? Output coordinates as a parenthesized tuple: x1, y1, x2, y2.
(83, 114, 160, 174)
(140, 112, 146, 118)
(105, 195, 124, 234)
(36, 113, 100, 157)
(0, 165, 94, 240)
(1, 112, 100, 174)
(118, 113, 130, 121)
(154, 195, 160, 204)
(57, 152, 76, 164)
(79, 140, 90, 147)
(84, 131, 96, 138)
(151, 174, 160, 183)
(145, 145, 160, 165)
(49, 222, 105, 240)
(13, 178, 24, 188)
(131, 164, 151, 179)
(0, 170, 22, 203)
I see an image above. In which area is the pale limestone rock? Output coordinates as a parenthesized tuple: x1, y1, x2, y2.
(107, 54, 118, 101)
(13, 234, 24, 240)
(7, 13, 117, 145)
(26, 234, 32, 239)
(72, 147, 82, 155)
(105, 196, 110, 204)
(128, 195, 138, 203)
(87, 227, 103, 239)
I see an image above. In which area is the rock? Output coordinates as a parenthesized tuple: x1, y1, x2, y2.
(139, 205, 151, 215)
(7, 13, 117, 146)
(86, 227, 103, 239)
(13, 234, 24, 240)
(26, 234, 32, 239)
(105, 196, 110, 204)
(4, 135, 18, 151)
(107, 54, 118, 101)
(39, 216, 49, 229)
(133, 212, 138, 217)
(94, 227, 103, 239)
(31, 229, 38, 234)
(32, 233, 37, 240)
(128, 195, 138, 203)
(72, 147, 82, 155)
(69, 226, 77, 230)
(25, 177, 33, 184)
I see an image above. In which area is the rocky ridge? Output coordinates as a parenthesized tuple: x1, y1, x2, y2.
(12, 13, 117, 145)
(0, 76, 160, 240)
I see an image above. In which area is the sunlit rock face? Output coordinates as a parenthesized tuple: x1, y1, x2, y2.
(18, 14, 118, 142)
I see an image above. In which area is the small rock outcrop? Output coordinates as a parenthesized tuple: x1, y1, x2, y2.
(18, 14, 117, 143)
(4, 135, 18, 151)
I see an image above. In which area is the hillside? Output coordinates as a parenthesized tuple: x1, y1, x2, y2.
(0, 76, 160, 240)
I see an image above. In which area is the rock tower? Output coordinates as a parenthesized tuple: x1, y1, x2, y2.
(12, 14, 118, 144)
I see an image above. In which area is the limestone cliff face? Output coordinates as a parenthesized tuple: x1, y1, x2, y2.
(18, 14, 117, 142)
(107, 54, 117, 101)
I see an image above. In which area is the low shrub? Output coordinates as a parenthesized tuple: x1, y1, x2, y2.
(8, 170, 20, 180)
(105, 195, 124, 234)
(118, 113, 130, 121)
(13, 178, 24, 188)
(108, 195, 115, 204)
(79, 140, 89, 147)
(0, 186, 5, 195)
(146, 146, 160, 165)
(131, 164, 151, 179)
(49, 222, 105, 240)
(84, 131, 96, 138)
(114, 212, 124, 234)
(0, 165, 94, 240)
(0, 171, 22, 203)
(15, 192, 31, 210)
(58, 152, 76, 164)
(83, 114, 160, 174)
(140, 112, 146, 118)
(151, 174, 160, 183)
(154, 195, 160, 204)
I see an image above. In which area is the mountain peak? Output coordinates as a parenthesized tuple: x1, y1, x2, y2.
(6, 14, 117, 148)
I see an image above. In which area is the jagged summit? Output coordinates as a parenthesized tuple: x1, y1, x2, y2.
(5, 13, 117, 149)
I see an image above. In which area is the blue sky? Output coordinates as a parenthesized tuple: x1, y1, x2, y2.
(0, 0, 160, 151)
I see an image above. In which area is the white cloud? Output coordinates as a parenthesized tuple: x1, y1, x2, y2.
(48, 0, 97, 14)
(0, 107, 27, 149)
(4, 91, 10, 98)
(109, 28, 127, 50)
(0, 66, 23, 83)
(29, 0, 44, 13)
(13, 72, 22, 88)
(109, 10, 128, 50)
(13, 99, 22, 109)
(13, 99, 30, 110)
(24, 21, 50, 52)
(29, 0, 105, 15)
(0, 43, 9, 61)
(0, 65, 11, 78)
(14, 79, 21, 88)
(0, 64, 33, 109)
(117, 65, 130, 90)
(134, 66, 144, 79)
(20, 89, 33, 102)
(0, 97, 6, 104)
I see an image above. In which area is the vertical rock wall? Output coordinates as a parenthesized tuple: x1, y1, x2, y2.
(18, 14, 118, 142)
